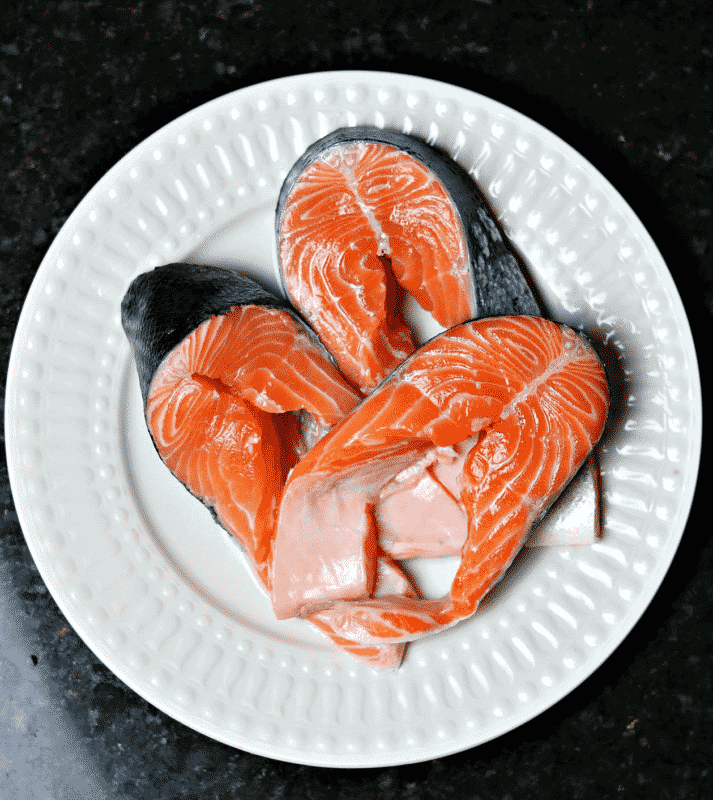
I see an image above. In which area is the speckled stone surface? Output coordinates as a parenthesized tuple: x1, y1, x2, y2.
(1, 1, 711, 798)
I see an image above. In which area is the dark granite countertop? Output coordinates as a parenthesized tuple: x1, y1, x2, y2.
(1, 1, 711, 798)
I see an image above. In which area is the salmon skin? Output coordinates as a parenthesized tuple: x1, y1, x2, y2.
(121, 263, 414, 668)
(276, 124, 539, 393)
(271, 316, 609, 647)
(122, 264, 294, 405)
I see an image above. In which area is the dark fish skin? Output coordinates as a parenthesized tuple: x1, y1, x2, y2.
(121, 263, 294, 406)
(275, 124, 540, 321)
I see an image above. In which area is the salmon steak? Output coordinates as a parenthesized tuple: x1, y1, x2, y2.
(277, 126, 603, 557)
(276, 125, 539, 395)
(271, 316, 609, 647)
(121, 263, 417, 667)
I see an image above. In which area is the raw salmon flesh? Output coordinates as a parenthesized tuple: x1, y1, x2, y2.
(121, 127, 611, 669)
(272, 316, 609, 643)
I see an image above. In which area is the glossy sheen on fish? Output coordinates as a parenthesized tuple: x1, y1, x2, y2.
(271, 316, 609, 646)
(277, 125, 539, 393)
(122, 264, 413, 667)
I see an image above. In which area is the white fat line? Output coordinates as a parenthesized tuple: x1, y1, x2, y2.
(337, 146, 391, 257)
(500, 335, 588, 420)
(378, 326, 412, 361)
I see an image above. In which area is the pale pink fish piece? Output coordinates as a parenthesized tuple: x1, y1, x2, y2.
(376, 438, 599, 559)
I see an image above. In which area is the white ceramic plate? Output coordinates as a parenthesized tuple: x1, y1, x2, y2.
(5, 72, 701, 767)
